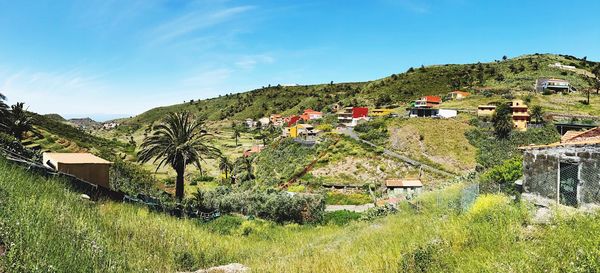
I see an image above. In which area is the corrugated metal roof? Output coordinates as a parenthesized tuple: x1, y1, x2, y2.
(43, 153, 112, 164)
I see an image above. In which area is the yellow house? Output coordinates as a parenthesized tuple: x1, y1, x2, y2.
(370, 108, 393, 117)
(477, 101, 530, 131)
(289, 124, 315, 138)
(477, 105, 497, 117)
(510, 100, 530, 131)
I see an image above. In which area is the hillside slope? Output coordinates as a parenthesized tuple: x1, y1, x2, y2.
(2, 158, 600, 272)
(116, 54, 597, 133)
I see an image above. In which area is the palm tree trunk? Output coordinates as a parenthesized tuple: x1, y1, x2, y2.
(175, 165, 185, 201)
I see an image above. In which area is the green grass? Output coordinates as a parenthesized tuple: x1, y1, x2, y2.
(3, 158, 600, 272)
(387, 115, 477, 173)
(325, 192, 372, 205)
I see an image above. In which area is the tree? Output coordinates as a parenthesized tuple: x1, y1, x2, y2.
(0, 93, 9, 132)
(233, 127, 241, 146)
(7, 102, 33, 140)
(233, 156, 254, 183)
(502, 55, 508, 61)
(530, 105, 544, 124)
(375, 94, 392, 108)
(492, 103, 513, 139)
(219, 156, 232, 180)
(231, 122, 241, 146)
(138, 112, 221, 200)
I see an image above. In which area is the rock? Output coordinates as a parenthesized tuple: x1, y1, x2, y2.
(532, 206, 552, 224)
(181, 263, 250, 273)
(80, 194, 91, 200)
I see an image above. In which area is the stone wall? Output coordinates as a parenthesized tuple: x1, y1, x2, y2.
(523, 144, 600, 205)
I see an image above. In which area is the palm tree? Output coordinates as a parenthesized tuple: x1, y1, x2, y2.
(8, 102, 33, 140)
(232, 127, 241, 146)
(530, 105, 544, 124)
(492, 103, 513, 139)
(218, 156, 232, 180)
(138, 112, 221, 200)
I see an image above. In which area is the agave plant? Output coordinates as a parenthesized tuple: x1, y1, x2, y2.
(138, 111, 221, 200)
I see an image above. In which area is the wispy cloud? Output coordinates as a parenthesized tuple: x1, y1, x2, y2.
(381, 0, 432, 13)
(150, 5, 255, 45)
(235, 54, 275, 70)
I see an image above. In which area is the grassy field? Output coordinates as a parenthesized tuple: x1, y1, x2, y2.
(2, 158, 600, 272)
(386, 115, 477, 174)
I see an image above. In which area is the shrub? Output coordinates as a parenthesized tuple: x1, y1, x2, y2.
(479, 157, 522, 194)
(192, 189, 325, 224)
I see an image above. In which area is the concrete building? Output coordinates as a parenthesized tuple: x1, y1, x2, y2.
(270, 114, 284, 126)
(337, 107, 370, 126)
(477, 105, 497, 117)
(447, 91, 470, 100)
(385, 179, 423, 197)
(413, 96, 442, 108)
(43, 153, 112, 188)
(535, 78, 575, 93)
(409, 108, 457, 118)
(521, 127, 600, 207)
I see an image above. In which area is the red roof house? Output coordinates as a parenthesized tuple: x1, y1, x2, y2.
(352, 107, 369, 118)
(286, 115, 302, 127)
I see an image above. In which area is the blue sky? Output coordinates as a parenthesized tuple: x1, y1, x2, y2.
(1, 0, 599, 121)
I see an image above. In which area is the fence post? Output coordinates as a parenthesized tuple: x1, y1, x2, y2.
(556, 157, 560, 205)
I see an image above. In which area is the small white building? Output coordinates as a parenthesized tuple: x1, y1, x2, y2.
(386, 179, 423, 197)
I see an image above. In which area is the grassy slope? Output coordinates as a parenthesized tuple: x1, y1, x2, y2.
(387, 115, 477, 173)
(2, 159, 600, 272)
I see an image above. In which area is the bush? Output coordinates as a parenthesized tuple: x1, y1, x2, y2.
(191, 189, 325, 224)
(479, 157, 522, 194)
(109, 159, 160, 195)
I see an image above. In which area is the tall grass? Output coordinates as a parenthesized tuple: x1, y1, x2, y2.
(1, 158, 600, 272)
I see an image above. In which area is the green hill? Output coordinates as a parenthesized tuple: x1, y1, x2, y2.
(117, 54, 597, 132)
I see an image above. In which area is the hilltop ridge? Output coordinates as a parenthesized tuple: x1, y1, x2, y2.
(117, 53, 598, 132)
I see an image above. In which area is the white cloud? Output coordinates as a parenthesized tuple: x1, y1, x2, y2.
(234, 54, 275, 70)
(149, 5, 255, 45)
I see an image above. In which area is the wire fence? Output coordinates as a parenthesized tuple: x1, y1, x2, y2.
(410, 183, 480, 214)
(523, 159, 600, 208)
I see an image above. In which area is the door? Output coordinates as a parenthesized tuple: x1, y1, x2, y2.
(559, 163, 579, 207)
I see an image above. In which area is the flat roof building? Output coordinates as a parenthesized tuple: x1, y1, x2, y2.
(43, 153, 112, 188)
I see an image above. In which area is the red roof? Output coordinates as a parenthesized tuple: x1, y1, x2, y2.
(352, 107, 369, 118)
(287, 115, 302, 127)
(422, 96, 442, 103)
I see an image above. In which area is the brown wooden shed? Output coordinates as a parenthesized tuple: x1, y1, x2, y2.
(43, 153, 112, 188)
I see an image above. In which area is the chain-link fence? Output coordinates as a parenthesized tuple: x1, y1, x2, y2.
(410, 183, 480, 214)
(523, 158, 600, 208)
